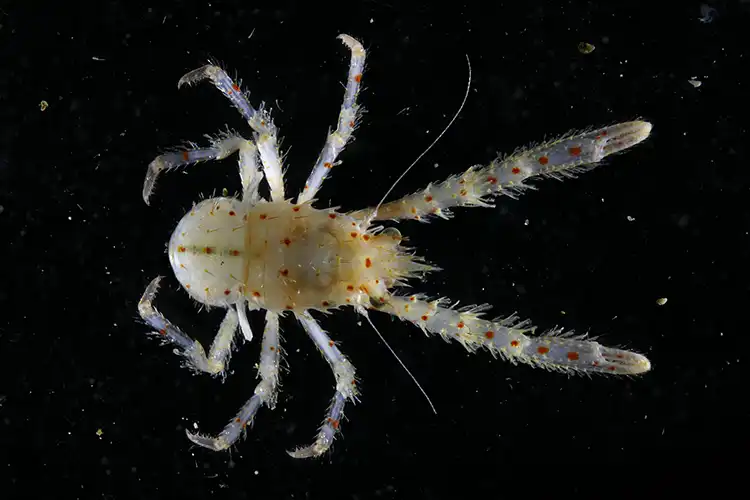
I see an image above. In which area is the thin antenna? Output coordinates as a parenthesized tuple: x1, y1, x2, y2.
(358, 306, 437, 415)
(366, 54, 472, 227)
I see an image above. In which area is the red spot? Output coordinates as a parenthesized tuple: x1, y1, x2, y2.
(567, 352, 580, 361)
(259, 213, 267, 220)
(421, 315, 428, 321)
(328, 341, 334, 347)
(365, 258, 372, 268)
(350, 232, 358, 238)
(159, 328, 166, 335)
(602, 130, 608, 136)
(329, 418, 340, 430)
(232, 83, 241, 92)
(185, 284, 191, 289)
(424, 195, 433, 202)
(459, 179, 465, 184)
(177, 245, 186, 253)
(487, 176, 498, 184)
(456, 321, 465, 329)
(282, 237, 292, 246)
(322, 301, 330, 307)
(292, 206, 300, 212)
(228, 210, 236, 216)
(538, 156, 549, 166)
(485, 331, 495, 339)
(279, 268, 289, 277)
(235, 417, 241, 423)
(354, 73, 362, 83)
(592, 361, 600, 366)
(379, 297, 386, 303)
(363, 234, 370, 241)
(346, 285, 354, 292)
(608, 366, 617, 372)
(537, 346, 550, 355)
(510, 340, 519, 347)
(359, 285, 369, 294)
(224, 289, 231, 296)
(329, 213, 337, 219)
(569, 146, 582, 156)
(286, 305, 294, 310)
(204, 247, 214, 254)
(252, 291, 261, 298)
(616, 353, 624, 359)
(411, 207, 417, 214)
(511, 167, 521, 175)
(349, 121, 355, 128)
(410, 296, 416, 302)
(230, 249, 240, 256)
(324, 162, 333, 169)
(182, 151, 189, 161)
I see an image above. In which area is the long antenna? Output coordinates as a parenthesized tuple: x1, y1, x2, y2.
(357, 306, 437, 415)
(366, 54, 472, 227)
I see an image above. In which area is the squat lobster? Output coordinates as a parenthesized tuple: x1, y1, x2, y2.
(138, 34, 653, 459)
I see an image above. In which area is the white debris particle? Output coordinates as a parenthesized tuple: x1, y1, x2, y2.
(0, 205, 4, 215)
(370, 18, 374, 23)
(656, 297, 668, 306)
(254, 470, 259, 475)
(39, 100, 49, 111)
(96, 428, 103, 437)
(193, 422, 199, 429)
(626, 215, 635, 222)
(92, 56, 106, 61)
(524, 219, 529, 226)
(688, 79, 702, 88)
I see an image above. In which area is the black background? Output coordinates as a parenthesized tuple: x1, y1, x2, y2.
(0, 0, 746, 498)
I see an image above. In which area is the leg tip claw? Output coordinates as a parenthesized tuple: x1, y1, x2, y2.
(186, 429, 230, 452)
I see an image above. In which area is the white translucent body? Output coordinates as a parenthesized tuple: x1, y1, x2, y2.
(169, 197, 420, 312)
(138, 33, 653, 459)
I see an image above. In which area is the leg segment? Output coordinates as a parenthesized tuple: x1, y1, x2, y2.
(178, 65, 286, 201)
(289, 311, 357, 459)
(143, 134, 261, 205)
(297, 34, 366, 204)
(375, 294, 651, 375)
(138, 276, 239, 376)
(236, 300, 254, 343)
(186, 311, 282, 451)
(350, 121, 653, 223)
